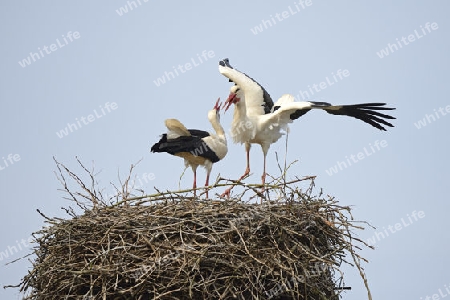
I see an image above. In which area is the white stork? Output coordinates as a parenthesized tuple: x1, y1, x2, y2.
(151, 98, 227, 198)
(218, 58, 395, 193)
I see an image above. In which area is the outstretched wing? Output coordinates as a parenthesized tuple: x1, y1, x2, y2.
(219, 58, 273, 115)
(316, 102, 396, 131)
(259, 96, 316, 131)
(260, 96, 396, 131)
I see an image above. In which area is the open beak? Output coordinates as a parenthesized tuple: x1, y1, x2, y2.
(223, 92, 237, 112)
(213, 97, 222, 111)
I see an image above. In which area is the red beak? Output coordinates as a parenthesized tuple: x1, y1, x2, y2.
(223, 92, 237, 112)
(213, 97, 222, 111)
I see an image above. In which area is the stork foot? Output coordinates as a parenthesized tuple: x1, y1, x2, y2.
(261, 173, 266, 190)
(221, 187, 232, 198)
(221, 168, 251, 198)
(259, 172, 267, 203)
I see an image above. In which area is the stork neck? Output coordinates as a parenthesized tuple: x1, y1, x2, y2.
(233, 101, 247, 122)
(210, 115, 225, 137)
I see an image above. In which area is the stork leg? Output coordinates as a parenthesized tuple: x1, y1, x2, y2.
(242, 142, 251, 178)
(192, 166, 197, 197)
(261, 154, 267, 190)
(235, 142, 252, 180)
(260, 145, 270, 201)
(204, 170, 211, 199)
(221, 142, 251, 198)
(235, 145, 251, 181)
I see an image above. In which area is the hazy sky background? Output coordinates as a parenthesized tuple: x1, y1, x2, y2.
(1, 1, 449, 299)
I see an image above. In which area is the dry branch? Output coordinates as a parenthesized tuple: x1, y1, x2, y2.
(9, 158, 373, 300)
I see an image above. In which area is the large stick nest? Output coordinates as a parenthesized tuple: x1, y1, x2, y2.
(11, 158, 373, 300)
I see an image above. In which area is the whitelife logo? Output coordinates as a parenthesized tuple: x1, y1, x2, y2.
(414, 104, 450, 129)
(115, 0, 149, 16)
(56, 102, 118, 139)
(325, 140, 387, 176)
(366, 210, 425, 246)
(0, 153, 21, 171)
(376, 22, 438, 58)
(250, 0, 313, 35)
(18, 31, 81, 68)
(0, 236, 34, 262)
(421, 282, 450, 300)
(152, 50, 215, 87)
(293, 69, 350, 101)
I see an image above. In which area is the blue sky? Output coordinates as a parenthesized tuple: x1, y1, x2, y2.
(1, 1, 449, 299)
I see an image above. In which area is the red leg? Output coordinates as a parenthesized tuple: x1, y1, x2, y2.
(261, 153, 267, 192)
(205, 171, 210, 198)
(193, 168, 197, 197)
(243, 143, 251, 177)
(221, 144, 251, 198)
(260, 145, 269, 202)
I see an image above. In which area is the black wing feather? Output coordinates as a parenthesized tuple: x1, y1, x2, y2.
(188, 129, 210, 138)
(151, 135, 220, 163)
(288, 101, 332, 120)
(323, 103, 396, 131)
(219, 58, 274, 114)
(290, 109, 311, 120)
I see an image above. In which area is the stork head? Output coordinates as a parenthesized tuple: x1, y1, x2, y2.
(208, 97, 222, 122)
(223, 85, 242, 112)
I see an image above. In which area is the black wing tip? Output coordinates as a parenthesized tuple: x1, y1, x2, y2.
(309, 101, 332, 107)
(150, 134, 167, 152)
(365, 116, 395, 131)
(150, 141, 165, 153)
(352, 103, 397, 111)
(326, 105, 396, 131)
(150, 143, 160, 153)
(188, 129, 210, 138)
(219, 58, 232, 68)
(218, 58, 274, 111)
(379, 122, 395, 130)
(361, 113, 396, 131)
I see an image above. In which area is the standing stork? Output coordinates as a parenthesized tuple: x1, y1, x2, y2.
(218, 58, 395, 195)
(151, 98, 227, 198)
